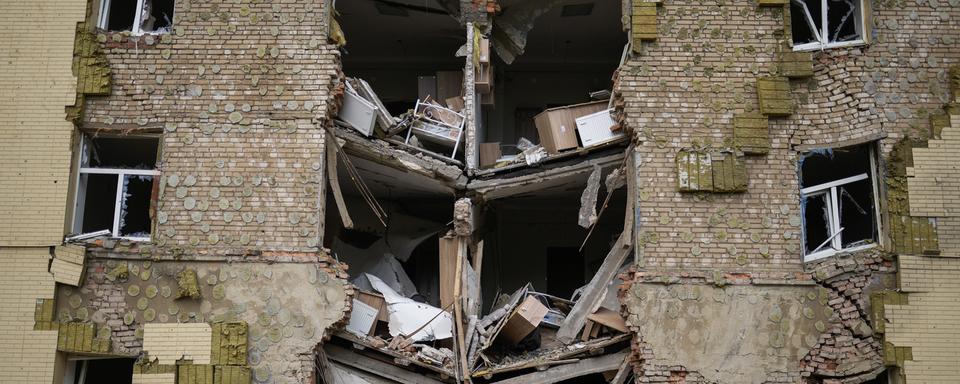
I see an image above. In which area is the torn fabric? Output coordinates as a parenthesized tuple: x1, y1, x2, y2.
(366, 274, 454, 341)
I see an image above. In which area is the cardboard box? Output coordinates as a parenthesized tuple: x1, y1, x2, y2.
(480, 142, 501, 168)
(436, 70, 464, 103)
(575, 108, 623, 148)
(534, 100, 608, 154)
(418, 75, 437, 101)
(498, 296, 548, 344)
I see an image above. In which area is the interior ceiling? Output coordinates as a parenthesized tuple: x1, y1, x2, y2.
(338, 155, 457, 199)
(337, 0, 465, 66)
(511, 0, 626, 67)
(336, 0, 624, 68)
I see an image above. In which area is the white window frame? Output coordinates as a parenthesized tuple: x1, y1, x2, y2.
(791, 0, 867, 52)
(72, 135, 160, 242)
(97, 0, 173, 35)
(800, 146, 882, 262)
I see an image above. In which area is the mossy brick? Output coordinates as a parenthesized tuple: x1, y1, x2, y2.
(733, 113, 770, 155)
(710, 151, 748, 193)
(757, 77, 794, 116)
(214, 365, 251, 384)
(632, 2, 658, 47)
(779, 51, 814, 78)
(178, 364, 215, 384)
(211, 322, 248, 366)
(676, 149, 713, 192)
(177, 269, 202, 300)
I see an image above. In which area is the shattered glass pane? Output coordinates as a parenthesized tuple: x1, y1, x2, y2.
(118, 175, 154, 238)
(802, 192, 830, 255)
(140, 0, 176, 33)
(827, 0, 860, 43)
(799, 145, 871, 188)
(838, 178, 875, 248)
(790, 0, 821, 45)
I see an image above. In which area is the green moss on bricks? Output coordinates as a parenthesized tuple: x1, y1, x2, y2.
(757, 77, 795, 116)
(733, 113, 770, 155)
(177, 269, 202, 300)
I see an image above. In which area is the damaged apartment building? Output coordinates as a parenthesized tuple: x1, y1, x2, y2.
(2, 0, 960, 383)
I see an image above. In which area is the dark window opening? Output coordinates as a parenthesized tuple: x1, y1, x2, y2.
(73, 358, 136, 384)
(142, 0, 176, 33)
(74, 135, 159, 239)
(790, 0, 863, 48)
(105, 0, 137, 31)
(83, 136, 159, 169)
(79, 173, 119, 234)
(799, 143, 878, 260)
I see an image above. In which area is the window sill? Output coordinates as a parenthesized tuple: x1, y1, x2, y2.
(792, 39, 866, 52)
(803, 242, 877, 262)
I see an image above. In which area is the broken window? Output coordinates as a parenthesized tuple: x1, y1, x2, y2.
(65, 357, 136, 384)
(98, 0, 176, 34)
(790, 0, 865, 50)
(73, 135, 160, 240)
(799, 143, 879, 261)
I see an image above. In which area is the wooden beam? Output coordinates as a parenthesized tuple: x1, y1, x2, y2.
(556, 233, 632, 344)
(468, 153, 624, 201)
(489, 350, 628, 384)
(609, 358, 632, 384)
(324, 344, 446, 384)
(453, 237, 470, 381)
(325, 139, 354, 229)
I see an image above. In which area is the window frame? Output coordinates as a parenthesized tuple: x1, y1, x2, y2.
(97, 0, 173, 36)
(800, 146, 882, 262)
(791, 0, 868, 52)
(72, 134, 160, 241)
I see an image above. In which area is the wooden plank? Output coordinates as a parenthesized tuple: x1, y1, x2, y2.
(587, 308, 628, 333)
(334, 331, 456, 377)
(555, 233, 632, 344)
(325, 139, 354, 229)
(489, 350, 628, 384)
(453, 237, 469, 380)
(325, 344, 446, 384)
(439, 235, 458, 310)
(610, 358, 632, 384)
(474, 334, 630, 377)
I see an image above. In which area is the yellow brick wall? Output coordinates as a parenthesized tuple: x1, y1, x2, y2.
(908, 115, 960, 219)
(142, 323, 213, 365)
(0, 1, 86, 246)
(885, 255, 960, 383)
(0, 248, 59, 383)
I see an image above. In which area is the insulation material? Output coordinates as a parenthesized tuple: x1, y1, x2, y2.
(177, 364, 214, 384)
(757, 77, 795, 116)
(213, 365, 251, 384)
(733, 113, 770, 155)
(210, 322, 247, 366)
(365, 274, 453, 341)
(57, 322, 109, 353)
(142, 323, 213, 365)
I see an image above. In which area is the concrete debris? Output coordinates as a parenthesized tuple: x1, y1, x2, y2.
(578, 165, 602, 228)
(454, 198, 474, 236)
